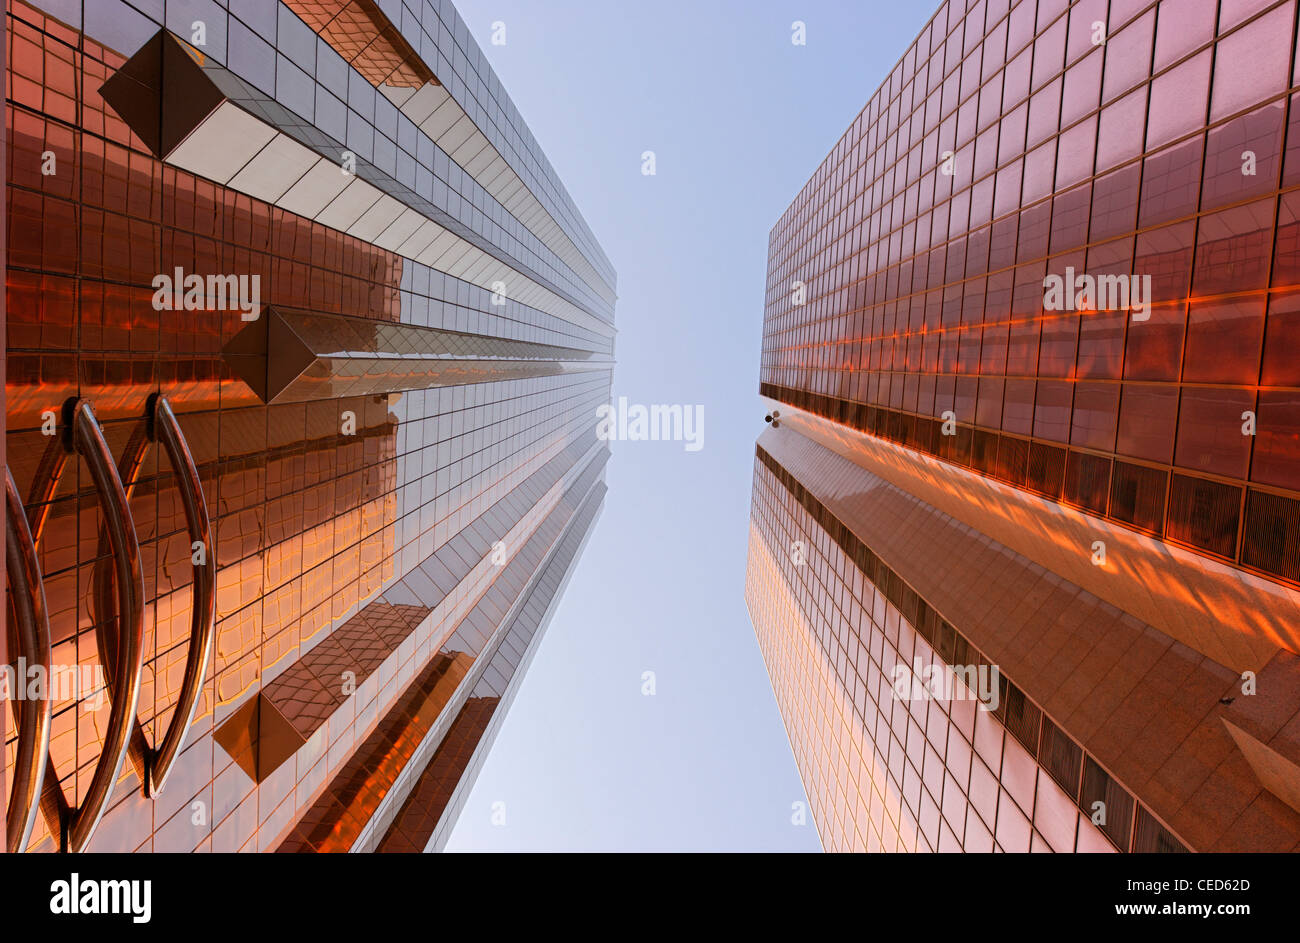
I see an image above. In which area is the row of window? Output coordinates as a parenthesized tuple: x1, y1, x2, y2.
(768, 0, 1293, 292)
(762, 2, 1300, 426)
(756, 442, 1188, 852)
(8, 0, 613, 321)
(751, 464, 1117, 851)
(763, 382, 1300, 586)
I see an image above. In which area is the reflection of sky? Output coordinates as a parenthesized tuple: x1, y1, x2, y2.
(445, 0, 934, 852)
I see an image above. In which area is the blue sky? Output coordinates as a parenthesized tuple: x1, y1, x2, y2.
(445, 0, 935, 852)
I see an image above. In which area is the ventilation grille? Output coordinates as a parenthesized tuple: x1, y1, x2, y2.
(1065, 451, 1111, 516)
(1109, 461, 1168, 536)
(1242, 489, 1300, 581)
(1166, 474, 1241, 558)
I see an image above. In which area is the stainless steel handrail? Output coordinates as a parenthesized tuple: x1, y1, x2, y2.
(22, 394, 212, 850)
(5, 468, 53, 854)
(96, 394, 215, 797)
(145, 395, 215, 795)
(23, 436, 72, 851)
(40, 400, 146, 853)
(92, 415, 149, 790)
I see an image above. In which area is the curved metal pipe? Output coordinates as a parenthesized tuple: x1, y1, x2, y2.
(144, 395, 215, 795)
(91, 394, 216, 797)
(32, 393, 213, 850)
(5, 468, 53, 854)
(102, 395, 217, 796)
(92, 415, 151, 788)
(23, 408, 73, 850)
(62, 400, 145, 853)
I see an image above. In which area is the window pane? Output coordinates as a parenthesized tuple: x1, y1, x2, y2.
(1154, 0, 1215, 71)
(1191, 199, 1273, 297)
(1272, 191, 1300, 289)
(1284, 92, 1300, 188)
(1091, 163, 1140, 240)
(1209, 5, 1294, 123)
(1096, 85, 1148, 171)
(1003, 377, 1036, 434)
(1034, 379, 1072, 441)
(1124, 301, 1187, 381)
(1137, 220, 1195, 304)
(1078, 308, 1126, 378)
(1055, 116, 1097, 188)
(1139, 137, 1203, 228)
(1147, 50, 1211, 151)
(1117, 383, 1178, 463)
(1071, 381, 1120, 450)
(1262, 290, 1300, 386)
(1175, 387, 1255, 479)
(1101, 10, 1153, 103)
(1201, 102, 1285, 211)
(1061, 47, 1102, 125)
(1050, 183, 1091, 252)
(1253, 392, 1300, 491)
(1183, 297, 1265, 384)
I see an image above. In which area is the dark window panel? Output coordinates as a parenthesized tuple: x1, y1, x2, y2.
(1064, 450, 1111, 515)
(1166, 474, 1242, 558)
(1242, 489, 1300, 581)
(1109, 460, 1168, 536)
(1081, 756, 1136, 850)
(1132, 806, 1189, 853)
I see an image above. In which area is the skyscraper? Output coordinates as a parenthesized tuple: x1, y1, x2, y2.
(746, 0, 1300, 852)
(4, 0, 614, 853)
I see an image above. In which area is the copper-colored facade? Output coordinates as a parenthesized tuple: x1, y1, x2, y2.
(749, 0, 1300, 852)
(4, 0, 614, 852)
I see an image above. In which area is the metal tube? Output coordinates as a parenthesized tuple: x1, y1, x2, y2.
(5, 468, 53, 854)
(141, 395, 215, 796)
(63, 400, 145, 853)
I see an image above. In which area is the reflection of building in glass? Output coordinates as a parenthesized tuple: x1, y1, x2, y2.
(5, 0, 614, 853)
(747, 0, 1300, 852)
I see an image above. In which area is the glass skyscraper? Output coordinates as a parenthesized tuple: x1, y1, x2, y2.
(747, 0, 1300, 852)
(4, 0, 614, 853)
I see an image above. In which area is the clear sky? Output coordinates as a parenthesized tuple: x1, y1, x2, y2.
(445, 0, 936, 852)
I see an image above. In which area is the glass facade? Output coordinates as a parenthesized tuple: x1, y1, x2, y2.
(760, 0, 1300, 583)
(748, 450, 1127, 853)
(750, 0, 1300, 853)
(4, 0, 614, 853)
